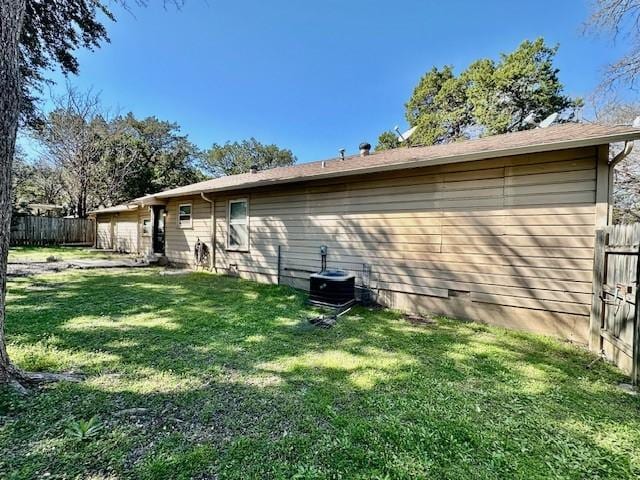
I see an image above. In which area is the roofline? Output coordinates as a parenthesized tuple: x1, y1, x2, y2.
(151, 130, 640, 199)
(88, 205, 140, 215)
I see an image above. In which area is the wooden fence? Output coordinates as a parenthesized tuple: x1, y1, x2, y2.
(591, 223, 640, 385)
(10, 215, 95, 246)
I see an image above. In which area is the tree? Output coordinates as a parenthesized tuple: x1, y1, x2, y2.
(12, 156, 66, 211)
(1, 0, 30, 391)
(585, 0, 640, 90)
(28, 90, 205, 214)
(375, 131, 401, 151)
(18, 1, 113, 125)
(594, 99, 640, 223)
(466, 39, 578, 135)
(31, 86, 107, 218)
(405, 65, 473, 145)
(376, 39, 580, 149)
(200, 138, 296, 177)
(1, 0, 181, 391)
(96, 114, 204, 206)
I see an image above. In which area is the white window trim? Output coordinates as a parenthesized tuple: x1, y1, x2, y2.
(178, 203, 192, 229)
(227, 198, 249, 251)
(142, 217, 152, 237)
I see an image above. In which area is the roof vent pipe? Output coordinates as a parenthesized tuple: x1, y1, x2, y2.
(249, 165, 258, 174)
(359, 142, 371, 156)
(339, 148, 345, 161)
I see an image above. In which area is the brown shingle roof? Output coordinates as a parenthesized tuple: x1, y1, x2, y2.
(151, 123, 640, 199)
(88, 204, 139, 214)
(93, 123, 640, 213)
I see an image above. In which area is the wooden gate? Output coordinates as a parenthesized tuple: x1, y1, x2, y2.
(591, 224, 640, 385)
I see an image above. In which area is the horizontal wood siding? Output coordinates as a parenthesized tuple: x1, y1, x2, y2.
(96, 215, 113, 250)
(170, 147, 601, 343)
(164, 195, 213, 265)
(114, 210, 139, 253)
(96, 211, 143, 253)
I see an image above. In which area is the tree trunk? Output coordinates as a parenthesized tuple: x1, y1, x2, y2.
(0, 0, 27, 388)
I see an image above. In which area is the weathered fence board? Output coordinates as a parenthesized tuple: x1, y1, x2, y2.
(10, 215, 95, 246)
(591, 223, 640, 385)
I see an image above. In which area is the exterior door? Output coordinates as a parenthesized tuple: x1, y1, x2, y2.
(152, 206, 165, 254)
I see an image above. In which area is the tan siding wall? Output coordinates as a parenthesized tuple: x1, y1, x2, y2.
(96, 210, 142, 253)
(113, 210, 139, 253)
(96, 214, 113, 249)
(164, 195, 213, 265)
(164, 147, 601, 343)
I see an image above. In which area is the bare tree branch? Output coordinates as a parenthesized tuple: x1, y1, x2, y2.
(585, 0, 640, 90)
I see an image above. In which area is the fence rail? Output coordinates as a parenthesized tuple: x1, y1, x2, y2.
(10, 215, 95, 246)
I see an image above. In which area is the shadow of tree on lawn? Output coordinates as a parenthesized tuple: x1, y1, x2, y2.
(1, 269, 639, 479)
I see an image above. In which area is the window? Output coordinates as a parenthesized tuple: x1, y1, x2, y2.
(227, 199, 249, 250)
(142, 218, 151, 236)
(178, 203, 192, 228)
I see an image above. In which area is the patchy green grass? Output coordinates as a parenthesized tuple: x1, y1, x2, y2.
(8, 246, 127, 263)
(0, 269, 639, 479)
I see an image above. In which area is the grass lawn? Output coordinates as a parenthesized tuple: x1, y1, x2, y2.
(8, 246, 128, 263)
(1, 269, 639, 479)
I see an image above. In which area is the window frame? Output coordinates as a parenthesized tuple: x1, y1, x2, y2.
(178, 203, 193, 229)
(226, 198, 249, 252)
(141, 217, 152, 237)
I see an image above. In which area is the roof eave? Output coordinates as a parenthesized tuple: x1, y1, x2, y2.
(89, 205, 140, 215)
(152, 131, 640, 199)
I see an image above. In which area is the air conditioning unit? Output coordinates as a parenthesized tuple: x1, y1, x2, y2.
(309, 270, 356, 308)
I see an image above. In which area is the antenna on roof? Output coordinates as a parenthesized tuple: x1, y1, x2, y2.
(538, 112, 559, 129)
(395, 125, 417, 143)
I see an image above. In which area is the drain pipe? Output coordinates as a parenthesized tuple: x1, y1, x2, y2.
(611, 141, 634, 166)
(608, 141, 635, 223)
(200, 192, 215, 271)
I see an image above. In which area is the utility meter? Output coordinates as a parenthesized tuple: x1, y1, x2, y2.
(320, 245, 328, 255)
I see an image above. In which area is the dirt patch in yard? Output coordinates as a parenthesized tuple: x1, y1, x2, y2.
(403, 312, 437, 326)
(7, 262, 70, 277)
(7, 259, 149, 277)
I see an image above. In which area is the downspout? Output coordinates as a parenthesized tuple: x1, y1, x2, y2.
(608, 141, 634, 224)
(200, 192, 215, 271)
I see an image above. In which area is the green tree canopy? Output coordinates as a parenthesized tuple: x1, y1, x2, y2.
(26, 87, 203, 215)
(97, 114, 205, 205)
(375, 131, 401, 151)
(200, 138, 296, 177)
(376, 39, 581, 150)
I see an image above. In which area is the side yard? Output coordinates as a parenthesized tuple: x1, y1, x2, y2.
(0, 269, 639, 479)
(7, 246, 141, 278)
(8, 246, 128, 263)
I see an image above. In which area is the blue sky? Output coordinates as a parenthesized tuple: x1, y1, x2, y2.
(36, 0, 629, 162)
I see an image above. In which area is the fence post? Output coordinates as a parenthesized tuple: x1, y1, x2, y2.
(590, 229, 606, 353)
(277, 245, 281, 286)
(634, 240, 640, 386)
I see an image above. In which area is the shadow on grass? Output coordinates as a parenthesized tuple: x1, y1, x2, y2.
(1, 269, 639, 479)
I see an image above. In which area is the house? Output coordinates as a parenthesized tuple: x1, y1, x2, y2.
(89, 123, 640, 344)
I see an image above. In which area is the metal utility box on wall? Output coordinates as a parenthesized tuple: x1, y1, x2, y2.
(309, 270, 356, 308)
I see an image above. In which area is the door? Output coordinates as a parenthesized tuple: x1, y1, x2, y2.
(152, 206, 166, 254)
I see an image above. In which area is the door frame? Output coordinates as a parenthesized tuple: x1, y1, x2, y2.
(151, 205, 166, 254)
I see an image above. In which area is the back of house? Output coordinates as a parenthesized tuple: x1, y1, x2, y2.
(90, 123, 640, 346)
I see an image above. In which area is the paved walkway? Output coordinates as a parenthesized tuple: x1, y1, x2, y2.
(7, 258, 149, 277)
